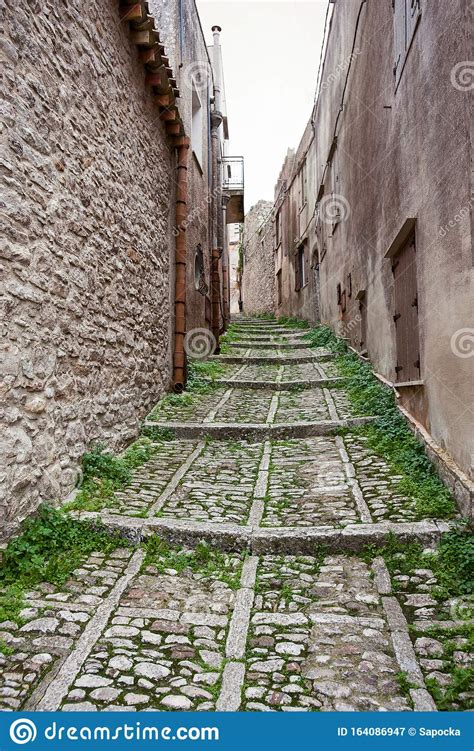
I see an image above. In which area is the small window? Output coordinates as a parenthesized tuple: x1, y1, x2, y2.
(296, 245, 307, 291)
(337, 283, 342, 305)
(191, 83, 203, 167)
(393, 0, 422, 88)
(347, 273, 352, 298)
(194, 245, 207, 295)
(276, 270, 282, 306)
(275, 210, 282, 248)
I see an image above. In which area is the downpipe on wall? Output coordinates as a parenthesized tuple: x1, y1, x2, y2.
(173, 137, 190, 393)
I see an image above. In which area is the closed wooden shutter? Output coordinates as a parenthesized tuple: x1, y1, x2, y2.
(393, 0, 406, 86)
(295, 249, 301, 291)
(405, 0, 421, 47)
(392, 235, 421, 382)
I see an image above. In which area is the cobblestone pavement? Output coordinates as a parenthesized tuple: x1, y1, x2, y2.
(0, 319, 471, 711)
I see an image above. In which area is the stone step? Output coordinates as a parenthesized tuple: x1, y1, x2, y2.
(73, 511, 451, 555)
(143, 416, 376, 440)
(227, 341, 307, 349)
(205, 377, 347, 390)
(213, 353, 334, 365)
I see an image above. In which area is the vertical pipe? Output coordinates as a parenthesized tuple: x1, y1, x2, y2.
(173, 138, 190, 392)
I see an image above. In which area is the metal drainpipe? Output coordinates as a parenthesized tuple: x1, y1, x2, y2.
(210, 25, 224, 351)
(173, 138, 190, 393)
(210, 112, 223, 352)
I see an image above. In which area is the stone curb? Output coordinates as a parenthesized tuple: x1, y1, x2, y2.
(143, 416, 376, 440)
(74, 513, 451, 555)
(372, 558, 437, 712)
(205, 378, 347, 390)
(213, 354, 334, 365)
(227, 341, 307, 349)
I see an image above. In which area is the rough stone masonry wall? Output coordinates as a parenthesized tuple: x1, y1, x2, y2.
(0, 0, 175, 536)
(242, 201, 275, 316)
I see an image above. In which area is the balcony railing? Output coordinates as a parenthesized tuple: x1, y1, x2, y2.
(222, 156, 244, 193)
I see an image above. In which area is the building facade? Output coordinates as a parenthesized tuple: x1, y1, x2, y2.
(242, 201, 275, 316)
(271, 0, 472, 485)
(0, 0, 243, 536)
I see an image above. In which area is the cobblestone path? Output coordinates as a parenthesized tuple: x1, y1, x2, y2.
(0, 319, 471, 712)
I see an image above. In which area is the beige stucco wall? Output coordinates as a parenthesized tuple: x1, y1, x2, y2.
(274, 0, 473, 478)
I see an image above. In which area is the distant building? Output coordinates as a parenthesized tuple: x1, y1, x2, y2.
(242, 201, 275, 316)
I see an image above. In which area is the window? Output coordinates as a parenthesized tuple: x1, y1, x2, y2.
(347, 273, 352, 298)
(357, 291, 367, 352)
(191, 83, 203, 167)
(275, 210, 282, 249)
(393, 0, 422, 88)
(299, 161, 307, 208)
(194, 245, 207, 295)
(276, 270, 282, 306)
(295, 244, 307, 291)
(337, 283, 342, 306)
(392, 232, 421, 382)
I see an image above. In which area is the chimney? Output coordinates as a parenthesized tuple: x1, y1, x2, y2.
(212, 25, 222, 113)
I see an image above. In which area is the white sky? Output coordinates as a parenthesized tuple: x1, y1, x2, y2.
(196, 0, 329, 210)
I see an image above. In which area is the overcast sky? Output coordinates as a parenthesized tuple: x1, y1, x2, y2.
(196, 0, 329, 210)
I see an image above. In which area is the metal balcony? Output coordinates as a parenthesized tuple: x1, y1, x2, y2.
(222, 156, 244, 223)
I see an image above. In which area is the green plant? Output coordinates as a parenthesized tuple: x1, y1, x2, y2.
(142, 426, 176, 442)
(186, 360, 225, 393)
(67, 438, 159, 513)
(0, 640, 13, 656)
(303, 324, 456, 519)
(396, 671, 417, 703)
(278, 316, 309, 329)
(142, 537, 241, 590)
(0, 506, 128, 623)
(425, 668, 474, 711)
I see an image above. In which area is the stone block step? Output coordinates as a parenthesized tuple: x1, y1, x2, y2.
(205, 377, 347, 390)
(143, 416, 376, 440)
(73, 512, 451, 555)
(213, 353, 334, 365)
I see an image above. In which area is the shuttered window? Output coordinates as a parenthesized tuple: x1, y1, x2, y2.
(295, 245, 307, 291)
(392, 233, 421, 382)
(393, 0, 421, 88)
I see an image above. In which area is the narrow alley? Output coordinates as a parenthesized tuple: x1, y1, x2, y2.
(0, 319, 471, 712)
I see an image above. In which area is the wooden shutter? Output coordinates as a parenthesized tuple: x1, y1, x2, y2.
(405, 0, 421, 48)
(295, 249, 301, 291)
(393, 0, 406, 86)
(392, 235, 421, 382)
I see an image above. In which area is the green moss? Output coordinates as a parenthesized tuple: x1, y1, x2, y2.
(66, 438, 160, 513)
(142, 537, 242, 591)
(0, 507, 128, 623)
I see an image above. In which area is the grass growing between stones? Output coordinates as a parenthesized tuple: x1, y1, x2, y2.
(65, 437, 162, 513)
(0, 507, 128, 624)
(362, 528, 473, 600)
(142, 537, 242, 591)
(186, 360, 226, 393)
(303, 325, 456, 520)
(277, 316, 310, 329)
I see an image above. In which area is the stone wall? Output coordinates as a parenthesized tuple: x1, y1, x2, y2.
(242, 201, 275, 316)
(0, 0, 176, 536)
